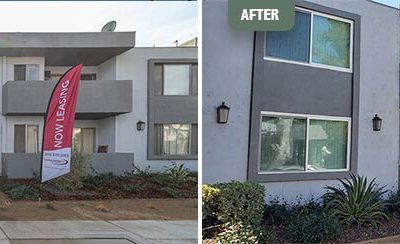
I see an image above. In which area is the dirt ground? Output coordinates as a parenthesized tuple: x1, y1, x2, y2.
(0, 191, 197, 221)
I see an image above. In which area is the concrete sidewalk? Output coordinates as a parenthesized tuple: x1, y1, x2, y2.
(0, 220, 197, 244)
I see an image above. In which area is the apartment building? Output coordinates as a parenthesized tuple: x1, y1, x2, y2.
(203, 0, 399, 201)
(0, 32, 198, 178)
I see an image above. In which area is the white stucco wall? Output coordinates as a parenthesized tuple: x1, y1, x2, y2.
(203, 0, 400, 202)
(116, 47, 198, 172)
(97, 57, 117, 80)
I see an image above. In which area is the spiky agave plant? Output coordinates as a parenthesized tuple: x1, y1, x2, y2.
(323, 174, 388, 226)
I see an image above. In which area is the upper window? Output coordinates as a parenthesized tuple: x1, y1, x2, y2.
(259, 112, 350, 173)
(14, 124, 39, 153)
(265, 9, 353, 71)
(14, 64, 39, 81)
(154, 63, 198, 96)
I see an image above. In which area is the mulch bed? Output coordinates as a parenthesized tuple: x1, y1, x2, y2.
(0, 174, 197, 201)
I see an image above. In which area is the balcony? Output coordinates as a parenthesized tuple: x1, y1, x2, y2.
(2, 80, 132, 119)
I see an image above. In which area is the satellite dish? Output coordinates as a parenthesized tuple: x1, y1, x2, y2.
(101, 21, 117, 32)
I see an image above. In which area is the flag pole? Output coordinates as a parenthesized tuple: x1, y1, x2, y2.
(39, 64, 80, 205)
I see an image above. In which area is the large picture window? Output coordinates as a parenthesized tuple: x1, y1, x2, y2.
(265, 8, 353, 71)
(259, 112, 350, 173)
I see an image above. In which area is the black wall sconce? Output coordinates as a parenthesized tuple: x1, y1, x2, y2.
(217, 102, 230, 124)
(372, 114, 382, 131)
(137, 120, 146, 131)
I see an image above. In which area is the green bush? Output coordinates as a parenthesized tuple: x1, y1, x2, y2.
(216, 221, 259, 244)
(323, 174, 388, 226)
(53, 148, 90, 191)
(288, 212, 342, 243)
(8, 184, 39, 200)
(166, 163, 189, 182)
(264, 199, 294, 226)
(203, 181, 265, 227)
(83, 172, 122, 188)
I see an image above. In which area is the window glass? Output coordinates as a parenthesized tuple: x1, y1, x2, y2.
(163, 124, 190, 155)
(191, 124, 198, 155)
(26, 64, 39, 80)
(82, 128, 95, 154)
(14, 65, 26, 81)
(312, 15, 351, 68)
(260, 117, 307, 172)
(26, 125, 38, 153)
(73, 128, 95, 154)
(14, 125, 25, 153)
(265, 11, 311, 62)
(163, 65, 190, 95)
(308, 120, 348, 170)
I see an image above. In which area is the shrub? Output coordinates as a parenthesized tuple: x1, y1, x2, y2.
(166, 163, 189, 182)
(202, 184, 220, 217)
(203, 181, 265, 227)
(53, 148, 90, 191)
(216, 221, 259, 244)
(386, 190, 400, 215)
(323, 174, 388, 226)
(288, 212, 342, 243)
(83, 172, 122, 188)
(8, 184, 39, 200)
(121, 184, 143, 194)
(264, 199, 294, 226)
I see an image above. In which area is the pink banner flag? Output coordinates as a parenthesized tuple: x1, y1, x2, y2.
(41, 64, 83, 182)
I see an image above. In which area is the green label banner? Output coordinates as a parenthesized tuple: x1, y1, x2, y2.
(229, 0, 295, 31)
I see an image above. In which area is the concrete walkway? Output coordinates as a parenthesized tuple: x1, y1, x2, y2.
(0, 220, 197, 244)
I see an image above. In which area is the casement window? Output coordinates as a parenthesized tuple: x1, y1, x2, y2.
(72, 128, 96, 154)
(265, 8, 353, 72)
(14, 125, 39, 153)
(154, 64, 198, 96)
(259, 112, 350, 173)
(14, 64, 40, 80)
(154, 124, 198, 156)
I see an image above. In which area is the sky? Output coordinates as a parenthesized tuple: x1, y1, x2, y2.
(0, 1, 197, 47)
(372, 0, 398, 7)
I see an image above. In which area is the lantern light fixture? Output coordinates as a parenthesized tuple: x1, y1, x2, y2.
(217, 101, 230, 124)
(372, 114, 382, 131)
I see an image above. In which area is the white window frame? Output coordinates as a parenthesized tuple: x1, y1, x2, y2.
(258, 111, 351, 174)
(264, 7, 354, 73)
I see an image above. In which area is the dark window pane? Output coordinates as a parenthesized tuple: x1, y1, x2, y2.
(153, 64, 163, 96)
(80, 74, 97, 80)
(14, 65, 26, 81)
(14, 125, 25, 153)
(265, 11, 311, 62)
(191, 64, 198, 96)
(191, 124, 198, 155)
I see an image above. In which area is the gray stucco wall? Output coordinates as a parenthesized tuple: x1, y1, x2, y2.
(203, 0, 399, 201)
(1, 153, 135, 179)
(203, 0, 254, 183)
